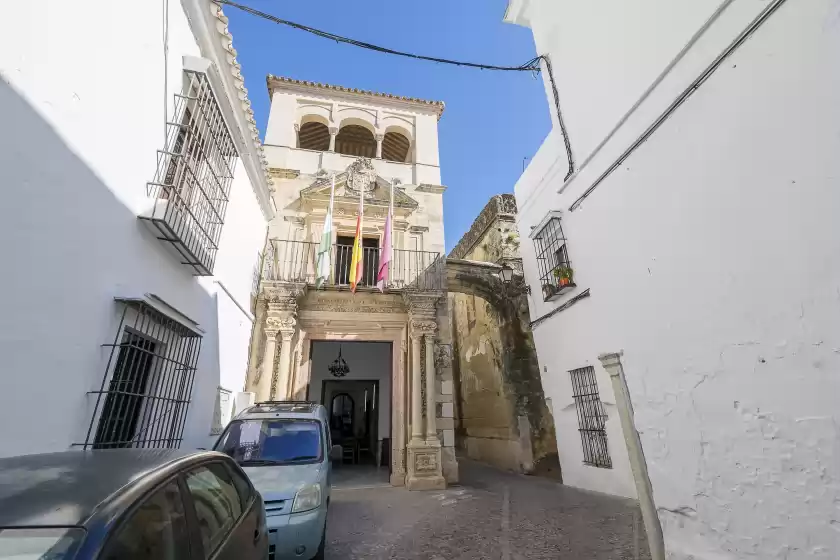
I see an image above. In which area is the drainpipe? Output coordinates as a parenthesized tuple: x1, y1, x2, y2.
(598, 352, 665, 560)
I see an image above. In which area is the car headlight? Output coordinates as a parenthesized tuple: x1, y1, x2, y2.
(291, 484, 322, 513)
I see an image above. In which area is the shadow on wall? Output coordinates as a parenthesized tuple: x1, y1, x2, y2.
(0, 78, 217, 455)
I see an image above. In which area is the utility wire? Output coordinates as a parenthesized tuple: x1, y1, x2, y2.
(216, 0, 575, 178)
(216, 0, 540, 72)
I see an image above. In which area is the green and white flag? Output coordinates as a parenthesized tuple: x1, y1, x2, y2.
(315, 175, 336, 288)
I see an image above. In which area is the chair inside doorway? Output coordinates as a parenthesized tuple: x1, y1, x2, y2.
(325, 382, 380, 467)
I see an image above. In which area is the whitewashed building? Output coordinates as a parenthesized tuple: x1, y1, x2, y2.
(0, 0, 272, 455)
(504, 0, 840, 558)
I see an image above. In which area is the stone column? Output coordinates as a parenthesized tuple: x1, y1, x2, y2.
(274, 326, 295, 400)
(293, 123, 300, 147)
(328, 126, 338, 152)
(403, 290, 446, 491)
(410, 331, 424, 443)
(375, 133, 384, 159)
(390, 336, 407, 486)
(424, 333, 438, 441)
(246, 298, 266, 393)
(256, 329, 278, 402)
(252, 283, 306, 402)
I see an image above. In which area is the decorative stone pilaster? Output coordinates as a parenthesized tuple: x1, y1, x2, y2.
(424, 332, 438, 442)
(255, 283, 306, 403)
(256, 327, 278, 402)
(404, 291, 446, 491)
(409, 329, 425, 444)
(273, 319, 296, 400)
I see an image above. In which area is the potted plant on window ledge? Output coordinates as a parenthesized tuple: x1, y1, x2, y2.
(553, 266, 575, 293)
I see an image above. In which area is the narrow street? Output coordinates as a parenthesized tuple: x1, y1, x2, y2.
(326, 459, 650, 559)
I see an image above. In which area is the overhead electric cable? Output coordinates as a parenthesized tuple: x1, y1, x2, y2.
(215, 0, 575, 178)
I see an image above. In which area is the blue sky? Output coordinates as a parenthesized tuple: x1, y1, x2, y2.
(225, 0, 550, 251)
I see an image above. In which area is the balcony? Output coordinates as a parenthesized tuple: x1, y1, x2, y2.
(262, 239, 445, 292)
(139, 68, 236, 276)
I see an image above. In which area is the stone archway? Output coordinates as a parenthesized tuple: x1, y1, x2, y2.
(444, 197, 561, 479)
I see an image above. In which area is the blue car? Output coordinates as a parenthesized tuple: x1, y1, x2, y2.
(214, 401, 341, 560)
(0, 449, 268, 559)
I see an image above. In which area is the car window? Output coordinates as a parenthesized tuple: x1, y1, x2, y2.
(214, 419, 323, 464)
(225, 462, 253, 511)
(185, 463, 243, 558)
(100, 481, 189, 560)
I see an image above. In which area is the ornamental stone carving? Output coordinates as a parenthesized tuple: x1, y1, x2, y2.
(434, 343, 452, 370)
(345, 158, 377, 195)
(403, 292, 443, 319)
(265, 316, 296, 333)
(410, 319, 437, 336)
(415, 452, 438, 473)
(263, 283, 306, 308)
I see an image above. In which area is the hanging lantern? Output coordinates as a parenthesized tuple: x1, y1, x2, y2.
(328, 345, 350, 378)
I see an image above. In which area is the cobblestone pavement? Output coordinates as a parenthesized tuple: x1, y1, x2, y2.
(326, 458, 650, 559)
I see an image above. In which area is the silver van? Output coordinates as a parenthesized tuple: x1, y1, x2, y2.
(213, 401, 341, 560)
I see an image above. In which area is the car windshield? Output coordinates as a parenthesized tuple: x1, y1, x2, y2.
(214, 419, 323, 465)
(0, 527, 85, 560)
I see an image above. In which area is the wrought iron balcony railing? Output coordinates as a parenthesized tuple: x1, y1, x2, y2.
(262, 239, 445, 292)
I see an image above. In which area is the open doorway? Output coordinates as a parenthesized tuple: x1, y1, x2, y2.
(323, 380, 380, 466)
(308, 341, 392, 487)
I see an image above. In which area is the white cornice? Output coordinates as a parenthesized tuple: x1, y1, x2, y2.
(503, 0, 532, 27)
(181, 0, 275, 221)
(267, 75, 446, 120)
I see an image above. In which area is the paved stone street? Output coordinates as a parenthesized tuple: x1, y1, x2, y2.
(326, 459, 650, 559)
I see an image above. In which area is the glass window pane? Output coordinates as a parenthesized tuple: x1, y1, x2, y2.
(101, 482, 188, 560)
(226, 464, 253, 511)
(185, 463, 242, 558)
(214, 419, 324, 464)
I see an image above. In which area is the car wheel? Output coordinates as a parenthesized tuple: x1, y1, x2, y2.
(313, 521, 327, 560)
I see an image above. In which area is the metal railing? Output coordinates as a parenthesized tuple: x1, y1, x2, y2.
(263, 239, 444, 291)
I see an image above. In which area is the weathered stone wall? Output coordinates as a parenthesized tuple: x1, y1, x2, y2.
(450, 292, 521, 470)
(448, 195, 560, 477)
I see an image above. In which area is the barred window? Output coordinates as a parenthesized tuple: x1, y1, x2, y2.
(533, 214, 575, 301)
(144, 68, 238, 276)
(81, 298, 202, 449)
(569, 366, 612, 468)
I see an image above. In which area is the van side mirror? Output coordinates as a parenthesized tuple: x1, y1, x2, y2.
(330, 445, 342, 461)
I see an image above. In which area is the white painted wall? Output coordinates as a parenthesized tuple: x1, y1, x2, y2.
(0, 0, 268, 455)
(309, 341, 392, 440)
(508, 0, 840, 558)
(263, 86, 443, 185)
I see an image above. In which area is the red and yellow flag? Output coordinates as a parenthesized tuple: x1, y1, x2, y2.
(348, 186, 364, 292)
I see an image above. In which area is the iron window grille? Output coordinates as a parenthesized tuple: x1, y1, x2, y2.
(569, 366, 612, 468)
(80, 299, 202, 450)
(533, 215, 575, 301)
(143, 69, 238, 276)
